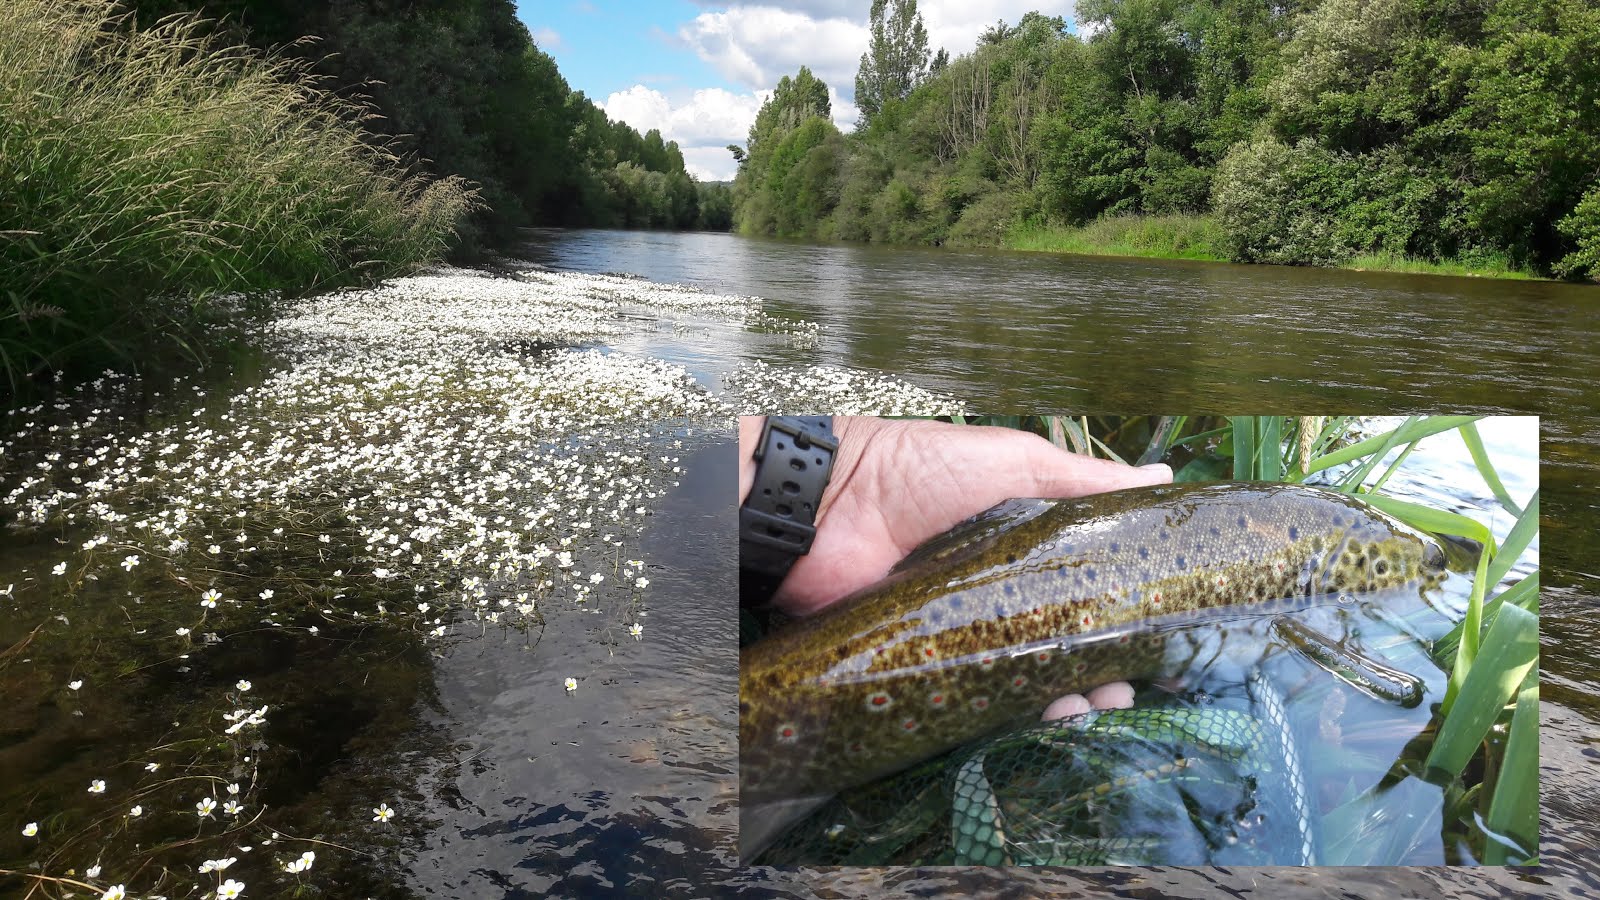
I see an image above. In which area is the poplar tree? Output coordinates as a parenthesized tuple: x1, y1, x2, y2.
(854, 0, 931, 128)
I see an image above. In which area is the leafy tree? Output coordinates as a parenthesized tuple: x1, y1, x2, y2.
(854, 0, 931, 128)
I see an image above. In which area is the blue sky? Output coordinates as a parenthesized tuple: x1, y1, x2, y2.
(516, 1, 1081, 181)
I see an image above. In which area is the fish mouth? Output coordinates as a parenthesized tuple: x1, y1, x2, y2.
(1433, 534, 1484, 573)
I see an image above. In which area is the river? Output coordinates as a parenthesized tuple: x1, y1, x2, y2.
(0, 228, 1588, 898)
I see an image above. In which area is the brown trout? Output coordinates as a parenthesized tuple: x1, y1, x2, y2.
(739, 482, 1450, 818)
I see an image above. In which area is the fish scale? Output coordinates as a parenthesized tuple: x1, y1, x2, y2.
(740, 482, 1448, 816)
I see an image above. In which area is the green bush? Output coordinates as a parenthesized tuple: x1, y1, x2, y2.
(0, 0, 476, 391)
(1555, 186, 1600, 280)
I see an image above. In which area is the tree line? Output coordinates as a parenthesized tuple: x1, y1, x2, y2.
(127, 0, 734, 246)
(732, 0, 1600, 279)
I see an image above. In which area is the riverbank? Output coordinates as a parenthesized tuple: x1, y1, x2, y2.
(1005, 216, 1544, 280)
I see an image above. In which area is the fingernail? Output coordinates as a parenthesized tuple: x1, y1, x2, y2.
(1139, 463, 1172, 482)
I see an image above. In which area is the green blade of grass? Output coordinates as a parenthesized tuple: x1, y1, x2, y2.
(1433, 574, 1539, 669)
(1308, 416, 1485, 475)
(1338, 415, 1417, 490)
(1483, 680, 1540, 865)
(1354, 493, 1496, 547)
(1443, 546, 1494, 715)
(1258, 415, 1282, 481)
(1425, 602, 1539, 781)
(1459, 422, 1523, 518)
(1486, 490, 1539, 588)
(1231, 416, 1256, 481)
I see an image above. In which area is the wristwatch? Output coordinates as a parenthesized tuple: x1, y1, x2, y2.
(739, 416, 838, 603)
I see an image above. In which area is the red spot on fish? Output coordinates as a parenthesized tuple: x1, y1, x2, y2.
(1118, 633, 1130, 643)
(972, 697, 990, 710)
(1151, 592, 1163, 606)
(980, 656, 995, 668)
(1075, 662, 1088, 674)
(902, 718, 918, 731)
(867, 692, 893, 711)
(1012, 675, 1028, 688)
(925, 647, 936, 657)
(1036, 651, 1051, 663)
(1215, 574, 1229, 589)
(777, 724, 798, 744)
(929, 693, 945, 706)
(1081, 614, 1093, 627)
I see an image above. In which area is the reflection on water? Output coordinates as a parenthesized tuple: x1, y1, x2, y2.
(524, 228, 1585, 896)
(404, 437, 738, 896)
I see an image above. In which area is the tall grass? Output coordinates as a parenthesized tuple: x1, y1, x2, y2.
(0, 0, 479, 393)
(1005, 214, 1230, 262)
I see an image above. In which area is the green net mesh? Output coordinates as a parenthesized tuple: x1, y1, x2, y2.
(755, 672, 1316, 866)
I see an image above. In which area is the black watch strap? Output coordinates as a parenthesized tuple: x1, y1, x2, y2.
(740, 416, 838, 603)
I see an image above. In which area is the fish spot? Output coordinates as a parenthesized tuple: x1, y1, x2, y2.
(1214, 574, 1229, 591)
(1057, 567, 1069, 578)
(776, 723, 799, 744)
(1118, 633, 1130, 643)
(1085, 567, 1097, 582)
(1374, 559, 1390, 575)
(1003, 583, 1016, 596)
(980, 656, 996, 668)
(1110, 542, 1120, 554)
(1138, 546, 1149, 559)
(902, 717, 919, 732)
(971, 696, 991, 711)
(1150, 591, 1163, 607)
(929, 692, 947, 708)
(1011, 675, 1028, 689)
(1081, 613, 1094, 627)
(924, 646, 937, 658)
(1035, 651, 1052, 664)
(1074, 661, 1089, 674)
(1006, 553, 1018, 564)
(866, 691, 894, 712)
(1288, 526, 1300, 541)
(1237, 515, 1248, 529)
(1176, 554, 1187, 568)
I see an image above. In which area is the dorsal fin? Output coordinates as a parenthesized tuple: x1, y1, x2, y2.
(887, 498, 1057, 577)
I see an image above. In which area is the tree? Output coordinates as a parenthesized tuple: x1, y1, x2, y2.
(854, 0, 931, 128)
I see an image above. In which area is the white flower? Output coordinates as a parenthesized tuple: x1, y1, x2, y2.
(69, 679, 84, 691)
(223, 800, 243, 816)
(235, 680, 251, 693)
(259, 589, 273, 600)
(175, 627, 190, 636)
(284, 850, 315, 873)
(208, 544, 222, 554)
(145, 762, 160, 772)
(129, 805, 142, 817)
(0, 584, 11, 597)
(226, 782, 241, 795)
(628, 623, 643, 639)
(217, 878, 245, 898)
(373, 803, 395, 823)
(200, 856, 237, 873)
(100, 886, 125, 900)
(635, 577, 649, 589)
(22, 822, 37, 836)
(88, 778, 106, 793)
(589, 573, 604, 584)
(564, 677, 577, 692)
(52, 562, 68, 575)
(197, 796, 217, 817)
(86, 864, 101, 878)
(120, 555, 139, 571)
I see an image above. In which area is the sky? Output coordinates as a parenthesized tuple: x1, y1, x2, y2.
(518, 1, 1081, 182)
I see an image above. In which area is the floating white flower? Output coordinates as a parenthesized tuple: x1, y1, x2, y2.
(217, 878, 245, 898)
(86, 864, 101, 878)
(373, 802, 395, 823)
(284, 850, 315, 874)
(100, 885, 125, 900)
(145, 762, 160, 772)
(259, 589, 274, 600)
(235, 680, 251, 693)
(200, 590, 220, 608)
(88, 779, 106, 793)
(52, 562, 67, 576)
(200, 857, 237, 873)
(176, 627, 190, 636)
(628, 623, 643, 639)
(129, 805, 142, 817)
(196, 796, 217, 817)
(223, 800, 243, 816)
(22, 822, 37, 837)
(120, 555, 139, 572)
(564, 677, 577, 692)
(635, 577, 649, 589)
(69, 679, 83, 691)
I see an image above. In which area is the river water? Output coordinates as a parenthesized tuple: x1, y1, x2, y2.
(519, 228, 1589, 897)
(0, 228, 1585, 898)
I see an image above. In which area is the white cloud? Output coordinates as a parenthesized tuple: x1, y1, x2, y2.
(602, 86, 768, 181)
(677, 7, 865, 95)
(674, 2, 1076, 105)
(531, 26, 562, 51)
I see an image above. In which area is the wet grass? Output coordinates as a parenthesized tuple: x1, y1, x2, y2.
(0, 0, 477, 396)
(1006, 215, 1229, 263)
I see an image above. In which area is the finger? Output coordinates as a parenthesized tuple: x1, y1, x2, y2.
(1041, 681, 1136, 721)
(1026, 439, 1172, 498)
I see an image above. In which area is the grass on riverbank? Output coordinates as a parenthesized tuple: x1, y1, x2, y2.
(1006, 215, 1546, 280)
(0, 0, 478, 395)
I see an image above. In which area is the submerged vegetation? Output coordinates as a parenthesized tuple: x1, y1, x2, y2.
(732, 0, 1600, 281)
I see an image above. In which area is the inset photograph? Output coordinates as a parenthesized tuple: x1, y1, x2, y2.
(738, 415, 1538, 867)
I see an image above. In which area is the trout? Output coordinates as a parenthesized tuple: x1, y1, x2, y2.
(739, 482, 1451, 827)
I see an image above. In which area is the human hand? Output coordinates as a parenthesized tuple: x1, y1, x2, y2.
(738, 416, 1173, 718)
